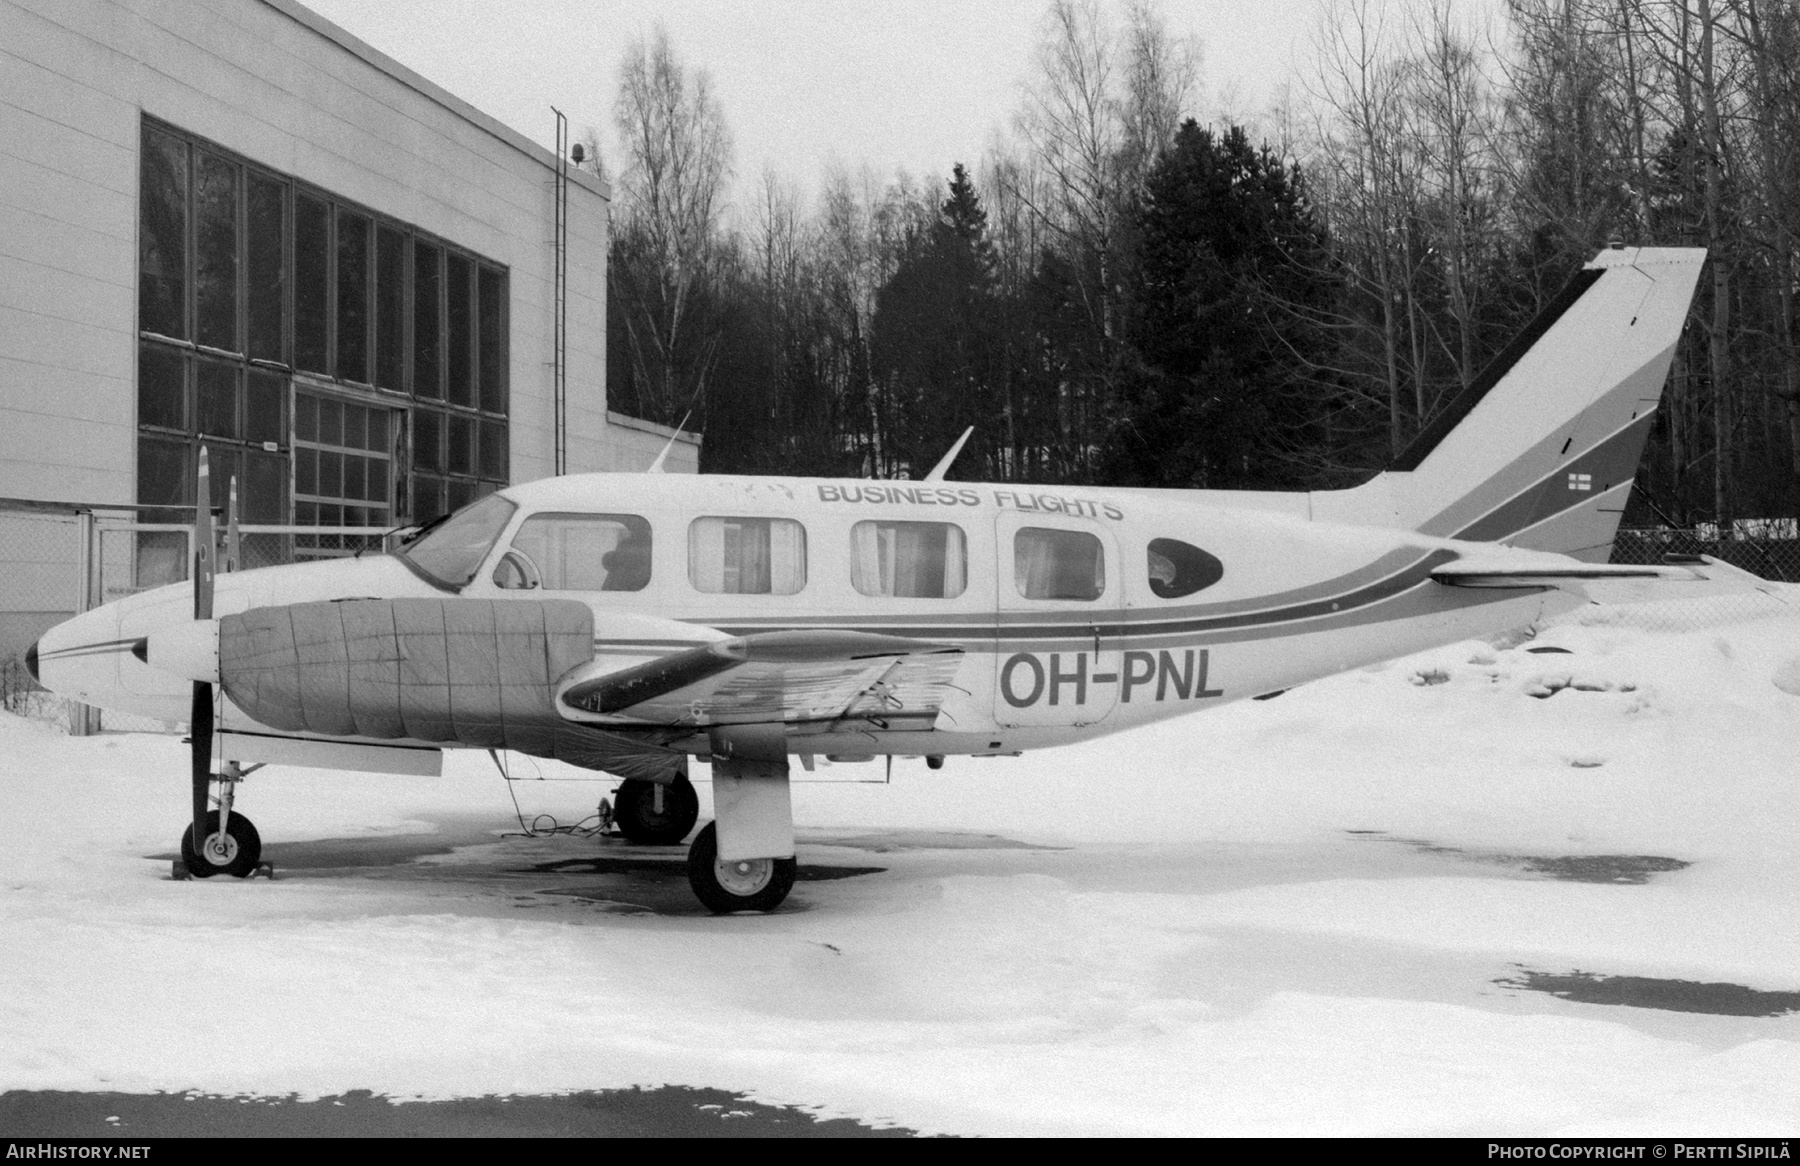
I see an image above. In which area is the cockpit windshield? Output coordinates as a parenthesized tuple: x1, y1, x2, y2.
(396, 492, 517, 589)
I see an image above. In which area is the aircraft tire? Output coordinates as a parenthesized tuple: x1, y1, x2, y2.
(613, 776, 700, 846)
(180, 810, 262, 879)
(686, 822, 796, 914)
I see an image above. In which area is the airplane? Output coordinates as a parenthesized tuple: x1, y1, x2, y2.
(26, 245, 1760, 913)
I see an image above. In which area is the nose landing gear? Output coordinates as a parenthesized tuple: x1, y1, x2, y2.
(176, 761, 266, 879)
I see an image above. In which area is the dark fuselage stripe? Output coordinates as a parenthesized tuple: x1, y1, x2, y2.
(707, 550, 1461, 643)
(36, 638, 139, 662)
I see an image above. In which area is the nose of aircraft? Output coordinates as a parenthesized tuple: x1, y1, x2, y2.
(29, 605, 126, 707)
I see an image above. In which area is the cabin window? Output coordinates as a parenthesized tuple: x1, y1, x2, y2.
(499, 512, 652, 592)
(1146, 538, 1225, 599)
(688, 517, 806, 595)
(1014, 527, 1104, 601)
(850, 521, 967, 598)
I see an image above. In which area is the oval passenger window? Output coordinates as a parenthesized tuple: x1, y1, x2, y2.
(1146, 538, 1224, 599)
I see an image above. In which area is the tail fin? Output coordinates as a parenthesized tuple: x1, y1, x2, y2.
(1314, 247, 1706, 562)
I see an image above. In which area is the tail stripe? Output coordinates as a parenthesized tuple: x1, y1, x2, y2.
(1408, 342, 1673, 539)
(1452, 410, 1657, 542)
(1391, 268, 1606, 472)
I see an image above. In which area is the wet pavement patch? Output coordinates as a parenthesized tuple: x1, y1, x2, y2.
(1515, 854, 1689, 883)
(810, 830, 1066, 853)
(148, 835, 471, 871)
(149, 822, 504, 871)
(531, 856, 886, 882)
(0, 1087, 925, 1137)
(1500, 969, 1800, 1017)
(1346, 831, 1690, 883)
(528, 856, 887, 915)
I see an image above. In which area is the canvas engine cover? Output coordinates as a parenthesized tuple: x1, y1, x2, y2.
(218, 598, 595, 754)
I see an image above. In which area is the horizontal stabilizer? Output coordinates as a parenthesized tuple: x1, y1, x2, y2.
(1430, 551, 1794, 608)
(1430, 562, 1694, 589)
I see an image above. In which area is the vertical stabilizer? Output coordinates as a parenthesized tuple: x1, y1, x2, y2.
(1313, 247, 1705, 561)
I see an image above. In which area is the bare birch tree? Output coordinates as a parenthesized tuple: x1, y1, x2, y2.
(611, 25, 732, 422)
(1014, 0, 1123, 350)
(1405, 0, 1499, 390)
(1307, 0, 1415, 454)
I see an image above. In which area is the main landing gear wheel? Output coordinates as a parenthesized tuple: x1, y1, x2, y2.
(180, 810, 262, 879)
(613, 776, 700, 845)
(685, 822, 796, 914)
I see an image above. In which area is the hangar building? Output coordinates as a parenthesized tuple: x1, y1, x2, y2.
(1, 0, 696, 664)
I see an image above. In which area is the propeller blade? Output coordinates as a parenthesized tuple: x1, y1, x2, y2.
(194, 446, 215, 621)
(224, 474, 240, 575)
(190, 448, 216, 867)
(191, 679, 213, 859)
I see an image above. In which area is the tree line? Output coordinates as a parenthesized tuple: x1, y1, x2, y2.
(595, 0, 1800, 529)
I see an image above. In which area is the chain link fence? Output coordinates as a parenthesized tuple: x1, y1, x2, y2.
(1611, 525, 1800, 582)
(0, 506, 86, 726)
(1573, 525, 1800, 633)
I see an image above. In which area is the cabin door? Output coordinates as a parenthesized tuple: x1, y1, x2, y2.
(992, 509, 1124, 729)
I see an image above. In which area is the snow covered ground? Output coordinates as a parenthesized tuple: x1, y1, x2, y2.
(3, 607, 1800, 1136)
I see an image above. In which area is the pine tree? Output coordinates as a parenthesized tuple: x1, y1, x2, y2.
(1108, 121, 1341, 489)
(871, 165, 1001, 475)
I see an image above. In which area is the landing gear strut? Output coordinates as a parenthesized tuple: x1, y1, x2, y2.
(179, 761, 263, 879)
(684, 734, 796, 913)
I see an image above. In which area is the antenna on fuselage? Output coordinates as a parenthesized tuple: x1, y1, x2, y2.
(645, 411, 693, 474)
(922, 427, 974, 483)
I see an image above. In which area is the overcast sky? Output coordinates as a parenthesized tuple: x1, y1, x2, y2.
(300, 0, 1338, 207)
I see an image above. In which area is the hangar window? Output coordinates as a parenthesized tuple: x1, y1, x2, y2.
(336, 209, 371, 384)
(689, 518, 807, 595)
(193, 150, 239, 352)
(292, 392, 397, 556)
(499, 513, 652, 592)
(138, 127, 187, 342)
(1146, 538, 1225, 599)
(850, 521, 967, 598)
(136, 117, 510, 581)
(246, 173, 285, 364)
(1014, 528, 1105, 601)
(293, 193, 329, 373)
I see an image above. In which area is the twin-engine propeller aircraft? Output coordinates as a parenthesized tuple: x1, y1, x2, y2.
(28, 246, 1755, 912)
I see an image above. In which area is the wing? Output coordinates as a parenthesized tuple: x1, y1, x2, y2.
(557, 629, 967, 730)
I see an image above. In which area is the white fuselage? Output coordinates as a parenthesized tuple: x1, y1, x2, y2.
(36, 472, 1575, 762)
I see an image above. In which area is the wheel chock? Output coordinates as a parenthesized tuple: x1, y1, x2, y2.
(170, 860, 192, 881)
(250, 863, 276, 880)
